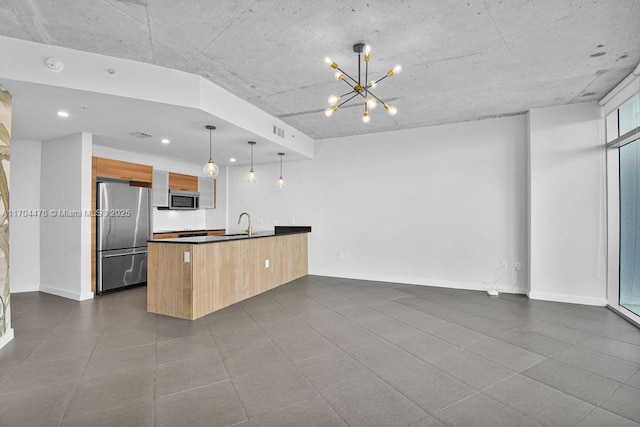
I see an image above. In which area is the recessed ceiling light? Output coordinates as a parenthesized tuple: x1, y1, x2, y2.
(57, 111, 69, 118)
(161, 138, 170, 144)
(229, 158, 236, 162)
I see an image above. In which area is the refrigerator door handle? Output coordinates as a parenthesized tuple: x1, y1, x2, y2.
(102, 250, 148, 259)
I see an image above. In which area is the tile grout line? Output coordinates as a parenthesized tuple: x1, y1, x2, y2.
(237, 299, 350, 426)
(312, 283, 640, 420)
(284, 282, 630, 423)
(373, 286, 605, 344)
(249, 290, 431, 422)
(205, 314, 250, 426)
(430, 379, 544, 427)
(152, 319, 158, 427)
(59, 305, 118, 424)
(292, 286, 526, 385)
(313, 283, 625, 375)
(393, 284, 609, 337)
(266, 289, 458, 419)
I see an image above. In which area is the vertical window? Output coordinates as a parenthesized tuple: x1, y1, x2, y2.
(620, 140, 640, 316)
(619, 93, 640, 136)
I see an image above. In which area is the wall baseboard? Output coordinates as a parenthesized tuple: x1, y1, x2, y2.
(309, 270, 527, 295)
(0, 328, 14, 350)
(9, 283, 41, 293)
(39, 285, 93, 301)
(528, 291, 607, 306)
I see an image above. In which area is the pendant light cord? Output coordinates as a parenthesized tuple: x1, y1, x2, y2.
(209, 128, 213, 161)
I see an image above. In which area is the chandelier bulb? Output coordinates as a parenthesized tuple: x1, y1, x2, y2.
(362, 111, 370, 123)
(387, 64, 403, 77)
(325, 56, 338, 69)
(366, 97, 377, 109)
(384, 103, 398, 116)
(328, 95, 340, 106)
(367, 80, 377, 89)
(248, 168, 255, 183)
(334, 71, 345, 81)
(364, 44, 371, 62)
(325, 106, 338, 117)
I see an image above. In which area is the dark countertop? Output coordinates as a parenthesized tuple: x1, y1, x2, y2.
(148, 226, 311, 244)
(153, 228, 225, 234)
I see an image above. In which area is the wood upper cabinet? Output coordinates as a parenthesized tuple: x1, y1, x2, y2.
(168, 172, 198, 192)
(95, 157, 152, 185)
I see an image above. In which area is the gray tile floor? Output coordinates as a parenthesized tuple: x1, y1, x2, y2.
(2, 275, 640, 426)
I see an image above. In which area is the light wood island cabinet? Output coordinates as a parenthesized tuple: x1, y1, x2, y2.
(147, 232, 308, 320)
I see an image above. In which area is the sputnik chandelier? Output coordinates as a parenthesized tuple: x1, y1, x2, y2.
(324, 43, 401, 123)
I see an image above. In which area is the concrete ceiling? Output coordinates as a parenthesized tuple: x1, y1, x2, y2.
(0, 0, 639, 141)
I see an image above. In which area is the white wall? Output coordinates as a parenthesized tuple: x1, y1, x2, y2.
(528, 102, 607, 305)
(92, 145, 227, 232)
(10, 140, 41, 293)
(40, 133, 93, 300)
(228, 115, 528, 294)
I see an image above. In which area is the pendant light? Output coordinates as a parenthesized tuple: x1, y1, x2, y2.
(276, 152, 286, 189)
(247, 141, 256, 182)
(203, 125, 219, 178)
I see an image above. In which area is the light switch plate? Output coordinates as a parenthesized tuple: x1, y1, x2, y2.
(184, 251, 190, 263)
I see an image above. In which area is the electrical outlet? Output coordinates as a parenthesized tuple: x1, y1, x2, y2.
(288, 219, 296, 225)
(265, 259, 270, 268)
(501, 261, 507, 269)
(338, 251, 345, 260)
(515, 262, 522, 271)
(271, 220, 278, 225)
(302, 220, 309, 225)
(183, 251, 190, 263)
(257, 219, 264, 225)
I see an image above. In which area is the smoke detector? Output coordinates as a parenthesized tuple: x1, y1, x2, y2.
(46, 57, 64, 72)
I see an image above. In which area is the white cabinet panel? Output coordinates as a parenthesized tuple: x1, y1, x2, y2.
(199, 177, 216, 209)
(153, 170, 169, 207)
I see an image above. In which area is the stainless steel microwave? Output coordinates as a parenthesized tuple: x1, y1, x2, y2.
(168, 190, 199, 210)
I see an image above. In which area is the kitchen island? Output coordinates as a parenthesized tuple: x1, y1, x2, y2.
(147, 229, 309, 320)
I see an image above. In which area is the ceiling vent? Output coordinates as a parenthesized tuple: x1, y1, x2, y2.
(272, 125, 285, 138)
(129, 131, 153, 139)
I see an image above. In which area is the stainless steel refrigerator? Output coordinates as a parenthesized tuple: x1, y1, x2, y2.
(97, 181, 151, 294)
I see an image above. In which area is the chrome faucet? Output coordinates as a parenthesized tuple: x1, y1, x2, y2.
(238, 212, 252, 237)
